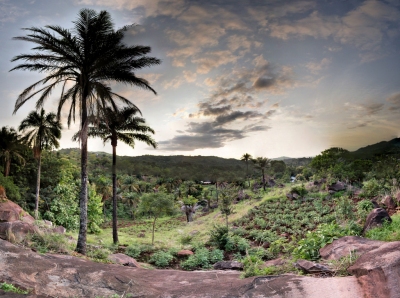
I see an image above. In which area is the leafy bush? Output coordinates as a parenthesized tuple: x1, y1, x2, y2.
(181, 247, 211, 270)
(225, 235, 250, 252)
(366, 214, 400, 241)
(328, 251, 359, 276)
(290, 185, 307, 197)
(125, 244, 154, 260)
(209, 249, 224, 263)
(0, 174, 21, 203)
(87, 246, 111, 260)
(0, 282, 29, 294)
(28, 233, 70, 254)
(209, 224, 229, 250)
(149, 251, 174, 268)
(335, 196, 355, 223)
(357, 200, 374, 224)
(292, 223, 359, 261)
(362, 179, 382, 198)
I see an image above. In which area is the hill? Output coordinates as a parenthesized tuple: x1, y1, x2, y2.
(350, 138, 400, 159)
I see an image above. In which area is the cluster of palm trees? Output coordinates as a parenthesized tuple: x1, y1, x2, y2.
(241, 153, 272, 191)
(9, 9, 160, 254)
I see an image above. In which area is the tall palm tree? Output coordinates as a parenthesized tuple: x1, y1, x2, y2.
(76, 106, 157, 244)
(252, 157, 271, 191)
(0, 127, 26, 177)
(241, 153, 252, 188)
(19, 109, 62, 219)
(11, 9, 160, 254)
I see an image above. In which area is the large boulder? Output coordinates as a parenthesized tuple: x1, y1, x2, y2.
(381, 195, 397, 212)
(362, 208, 392, 234)
(0, 199, 35, 224)
(213, 261, 243, 270)
(108, 253, 140, 268)
(348, 241, 400, 298)
(0, 221, 40, 243)
(320, 236, 385, 261)
(327, 181, 346, 192)
(0, 239, 363, 298)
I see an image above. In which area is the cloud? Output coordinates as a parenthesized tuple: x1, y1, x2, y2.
(345, 102, 384, 116)
(387, 93, 400, 111)
(0, 0, 28, 24)
(192, 50, 239, 74)
(306, 58, 332, 74)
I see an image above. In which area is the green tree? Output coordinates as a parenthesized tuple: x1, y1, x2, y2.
(219, 185, 236, 229)
(138, 193, 176, 245)
(252, 157, 271, 191)
(0, 127, 25, 177)
(18, 109, 62, 219)
(241, 153, 252, 187)
(78, 106, 157, 244)
(11, 9, 160, 254)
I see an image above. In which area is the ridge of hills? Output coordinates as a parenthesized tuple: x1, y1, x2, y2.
(57, 137, 400, 179)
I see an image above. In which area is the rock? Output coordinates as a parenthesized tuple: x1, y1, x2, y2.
(292, 193, 300, 200)
(295, 259, 332, 274)
(137, 232, 145, 238)
(363, 208, 392, 234)
(381, 195, 397, 210)
(213, 261, 243, 270)
(0, 221, 41, 243)
(320, 236, 385, 261)
(327, 181, 346, 192)
(264, 258, 287, 267)
(53, 226, 66, 234)
(108, 253, 140, 268)
(262, 241, 270, 249)
(0, 199, 35, 224)
(177, 250, 193, 257)
(267, 179, 276, 187)
(348, 241, 400, 298)
(286, 193, 294, 200)
(0, 239, 363, 298)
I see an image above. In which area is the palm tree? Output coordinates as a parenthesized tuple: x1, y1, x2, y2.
(11, 9, 160, 254)
(0, 127, 26, 177)
(241, 153, 252, 188)
(76, 106, 157, 244)
(18, 109, 62, 219)
(252, 157, 271, 191)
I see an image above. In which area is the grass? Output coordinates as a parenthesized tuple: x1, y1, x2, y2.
(0, 282, 29, 294)
(366, 214, 400, 241)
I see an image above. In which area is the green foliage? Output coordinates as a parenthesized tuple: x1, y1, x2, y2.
(125, 243, 155, 261)
(366, 214, 400, 241)
(27, 233, 70, 254)
(225, 235, 250, 252)
(180, 247, 223, 270)
(357, 200, 374, 224)
(209, 224, 229, 250)
(328, 251, 359, 276)
(293, 223, 359, 261)
(289, 184, 307, 197)
(149, 251, 174, 268)
(0, 173, 21, 202)
(87, 246, 112, 260)
(87, 184, 104, 234)
(334, 196, 355, 223)
(0, 282, 29, 294)
(362, 178, 382, 198)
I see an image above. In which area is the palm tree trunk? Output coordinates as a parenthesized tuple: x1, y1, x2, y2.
(112, 143, 119, 244)
(76, 93, 88, 255)
(262, 169, 266, 191)
(4, 159, 10, 177)
(34, 154, 41, 220)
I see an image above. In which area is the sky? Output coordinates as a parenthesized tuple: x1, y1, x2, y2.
(1, 0, 400, 159)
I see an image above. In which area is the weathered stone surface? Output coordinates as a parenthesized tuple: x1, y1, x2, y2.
(213, 261, 243, 270)
(0, 221, 40, 243)
(363, 208, 392, 234)
(320, 236, 385, 261)
(0, 239, 364, 298)
(0, 199, 34, 224)
(295, 259, 332, 274)
(381, 195, 397, 211)
(177, 249, 194, 256)
(348, 241, 400, 298)
(108, 253, 140, 268)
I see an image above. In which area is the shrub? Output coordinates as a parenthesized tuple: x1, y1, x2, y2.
(125, 244, 154, 260)
(209, 249, 224, 263)
(181, 247, 211, 270)
(87, 246, 111, 260)
(357, 200, 374, 224)
(28, 233, 70, 254)
(209, 224, 229, 250)
(366, 214, 400, 241)
(225, 235, 250, 252)
(290, 185, 307, 197)
(335, 196, 355, 223)
(0, 282, 29, 295)
(328, 251, 359, 276)
(362, 179, 382, 198)
(149, 251, 174, 268)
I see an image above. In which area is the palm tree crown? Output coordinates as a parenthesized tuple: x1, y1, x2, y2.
(78, 106, 157, 244)
(252, 157, 271, 191)
(19, 109, 62, 219)
(11, 8, 161, 254)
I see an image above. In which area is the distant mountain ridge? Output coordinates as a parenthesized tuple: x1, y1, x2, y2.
(350, 138, 400, 159)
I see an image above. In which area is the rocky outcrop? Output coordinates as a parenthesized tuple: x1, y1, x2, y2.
(327, 181, 346, 192)
(363, 208, 392, 234)
(177, 249, 194, 257)
(348, 241, 400, 298)
(0, 239, 363, 298)
(320, 236, 385, 261)
(213, 261, 243, 270)
(108, 253, 141, 268)
(0, 199, 34, 224)
(295, 259, 332, 274)
(0, 221, 40, 243)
